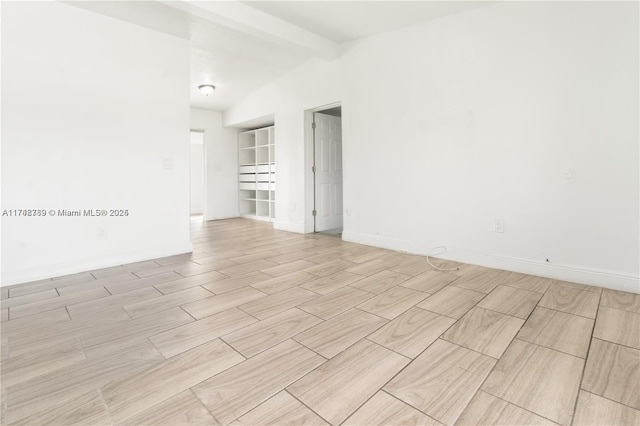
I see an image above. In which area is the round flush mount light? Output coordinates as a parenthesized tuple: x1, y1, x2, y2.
(198, 84, 216, 96)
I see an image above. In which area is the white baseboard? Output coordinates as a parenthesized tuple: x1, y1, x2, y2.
(1, 240, 193, 287)
(342, 231, 640, 294)
(273, 221, 306, 234)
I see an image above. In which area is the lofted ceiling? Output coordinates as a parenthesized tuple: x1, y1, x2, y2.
(67, 1, 492, 112)
(241, 1, 490, 44)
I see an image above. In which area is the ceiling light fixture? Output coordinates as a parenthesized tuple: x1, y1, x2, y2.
(198, 84, 216, 96)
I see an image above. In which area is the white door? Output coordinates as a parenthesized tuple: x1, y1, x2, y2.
(314, 112, 343, 232)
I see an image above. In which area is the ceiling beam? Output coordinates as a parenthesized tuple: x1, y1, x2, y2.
(163, 0, 340, 60)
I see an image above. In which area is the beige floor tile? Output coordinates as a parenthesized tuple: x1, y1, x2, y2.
(389, 256, 435, 276)
(5, 342, 164, 423)
(174, 259, 238, 277)
(294, 308, 388, 358)
(203, 271, 273, 294)
(266, 249, 318, 265)
(92, 261, 161, 280)
(235, 391, 329, 426)
(288, 339, 409, 425)
(6, 389, 110, 426)
(132, 261, 201, 278)
(192, 339, 325, 425)
(80, 307, 194, 359)
(201, 250, 258, 263)
(9, 287, 109, 319)
(442, 307, 523, 358)
(182, 287, 267, 319)
(538, 282, 600, 318)
(239, 287, 319, 320)
(150, 308, 257, 358)
(298, 286, 374, 319)
(214, 251, 273, 265)
(582, 339, 640, 410)
(573, 390, 640, 426)
(260, 260, 317, 277)
(350, 270, 412, 294)
(153, 252, 208, 266)
(304, 250, 348, 264)
(552, 279, 602, 293)
(342, 249, 388, 264)
(593, 306, 640, 349)
(301, 271, 365, 295)
(119, 390, 216, 426)
(345, 258, 401, 277)
(223, 308, 322, 358)
(344, 391, 442, 426)
(218, 259, 278, 278)
(153, 270, 228, 294)
(52, 270, 111, 283)
(9, 274, 94, 298)
(456, 391, 557, 426)
(451, 268, 511, 294)
(251, 271, 317, 295)
(0, 308, 70, 338)
(502, 272, 553, 293)
(6, 280, 55, 299)
(55, 272, 140, 296)
(368, 307, 455, 358)
(1, 338, 86, 387)
(385, 339, 495, 425)
(481, 339, 584, 425)
(123, 286, 213, 319)
(6, 315, 128, 356)
(0, 289, 59, 309)
(3, 218, 632, 426)
(357, 286, 429, 320)
(67, 287, 162, 320)
(105, 272, 184, 295)
(399, 270, 459, 294)
(416, 285, 485, 319)
(600, 288, 640, 313)
(476, 285, 542, 319)
(517, 307, 593, 358)
(103, 339, 243, 422)
(304, 259, 357, 277)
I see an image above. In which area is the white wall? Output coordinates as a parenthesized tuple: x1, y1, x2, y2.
(190, 132, 204, 214)
(1, 2, 192, 286)
(190, 108, 239, 220)
(223, 2, 639, 292)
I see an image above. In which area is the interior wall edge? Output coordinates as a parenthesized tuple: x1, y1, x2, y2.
(342, 231, 640, 294)
(0, 240, 193, 288)
(273, 221, 306, 234)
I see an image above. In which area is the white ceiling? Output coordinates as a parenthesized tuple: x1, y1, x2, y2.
(242, 1, 490, 44)
(69, 1, 492, 112)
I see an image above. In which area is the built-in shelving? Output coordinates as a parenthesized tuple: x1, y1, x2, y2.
(238, 126, 275, 221)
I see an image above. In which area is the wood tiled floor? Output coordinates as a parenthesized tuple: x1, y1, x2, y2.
(1, 217, 639, 425)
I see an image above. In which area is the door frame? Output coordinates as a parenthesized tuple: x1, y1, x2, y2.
(303, 102, 342, 234)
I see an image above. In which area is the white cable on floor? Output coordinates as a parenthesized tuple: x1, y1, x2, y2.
(427, 246, 460, 271)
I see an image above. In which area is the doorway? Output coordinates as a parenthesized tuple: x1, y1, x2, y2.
(190, 130, 205, 221)
(312, 106, 343, 234)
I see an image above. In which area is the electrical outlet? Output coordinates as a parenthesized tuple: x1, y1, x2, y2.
(97, 227, 106, 240)
(494, 219, 504, 233)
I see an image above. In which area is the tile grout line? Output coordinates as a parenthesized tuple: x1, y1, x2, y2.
(570, 294, 602, 425)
